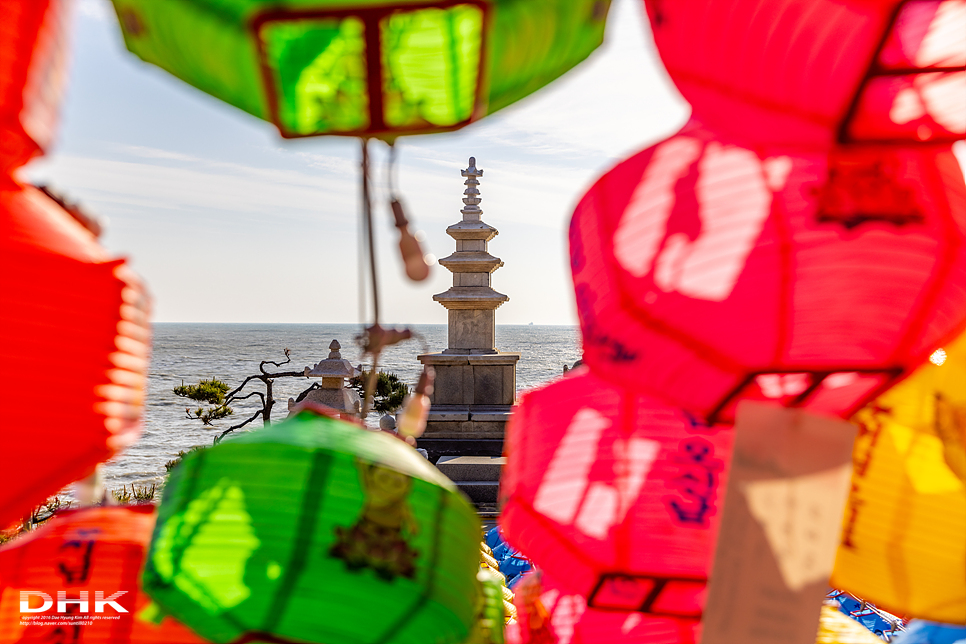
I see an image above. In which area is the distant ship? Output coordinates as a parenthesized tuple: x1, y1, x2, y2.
(529, 322, 534, 325)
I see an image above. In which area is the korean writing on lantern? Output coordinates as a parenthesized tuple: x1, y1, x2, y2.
(663, 436, 723, 528)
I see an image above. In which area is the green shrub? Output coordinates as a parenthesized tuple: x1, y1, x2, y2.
(174, 378, 230, 404)
(349, 370, 409, 414)
(165, 446, 207, 471)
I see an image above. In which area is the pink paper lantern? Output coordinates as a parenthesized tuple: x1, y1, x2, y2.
(500, 368, 732, 618)
(505, 570, 698, 644)
(643, 0, 965, 147)
(570, 120, 966, 423)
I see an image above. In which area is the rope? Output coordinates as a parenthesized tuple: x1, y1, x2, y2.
(360, 138, 381, 420)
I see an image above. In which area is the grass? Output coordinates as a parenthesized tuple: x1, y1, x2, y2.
(111, 484, 157, 504)
(1, 482, 161, 547)
(0, 496, 73, 545)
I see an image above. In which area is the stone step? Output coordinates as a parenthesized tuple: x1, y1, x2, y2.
(455, 481, 499, 504)
(437, 455, 505, 482)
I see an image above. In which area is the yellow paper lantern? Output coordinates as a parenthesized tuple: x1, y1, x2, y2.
(816, 605, 884, 644)
(831, 334, 966, 624)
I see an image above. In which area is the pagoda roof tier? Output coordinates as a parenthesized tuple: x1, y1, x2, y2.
(446, 220, 498, 241)
(433, 287, 509, 310)
(303, 340, 357, 378)
(438, 252, 504, 274)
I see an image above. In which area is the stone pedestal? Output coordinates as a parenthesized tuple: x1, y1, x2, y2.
(417, 352, 518, 439)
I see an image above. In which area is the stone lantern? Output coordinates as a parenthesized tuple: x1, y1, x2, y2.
(288, 340, 361, 415)
(417, 157, 519, 467)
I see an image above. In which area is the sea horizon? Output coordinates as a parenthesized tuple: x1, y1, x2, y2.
(98, 323, 582, 490)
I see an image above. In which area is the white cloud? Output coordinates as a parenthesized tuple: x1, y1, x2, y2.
(292, 150, 358, 175)
(26, 151, 356, 223)
(112, 145, 203, 164)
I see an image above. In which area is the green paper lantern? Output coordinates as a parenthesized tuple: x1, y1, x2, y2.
(109, 0, 610, 139)
(143, 409, 482, 644)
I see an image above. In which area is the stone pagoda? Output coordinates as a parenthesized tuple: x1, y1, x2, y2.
(417, 157, 519, 466)
(287, 339, 361, 415)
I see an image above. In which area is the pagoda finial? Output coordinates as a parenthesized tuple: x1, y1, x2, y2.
(460, 156, 483, 221)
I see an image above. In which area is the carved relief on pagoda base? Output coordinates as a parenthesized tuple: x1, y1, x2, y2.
(449, 308, 495, 351)
(418, 352, 520, 407)
(428, 362, 516, 405)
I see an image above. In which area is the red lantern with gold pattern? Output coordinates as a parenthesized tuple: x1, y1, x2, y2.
(0, 506, 205, 643)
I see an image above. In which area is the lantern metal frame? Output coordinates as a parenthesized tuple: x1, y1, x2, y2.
(250, 0, 492, 139)
(839, 0, 966, 145)
(586, 572, 706, 619)
(705, 367, 904, 425)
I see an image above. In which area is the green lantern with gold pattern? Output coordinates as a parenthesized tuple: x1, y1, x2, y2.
(142, 408, 481, 644)
(110, 0, 610, 139)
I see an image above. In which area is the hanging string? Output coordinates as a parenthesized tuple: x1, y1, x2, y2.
(360, 138, 382, 420)
(387, 140, 399, 198)
(386, 141, 430, 281)
(357, 139, 416, 425)
(362, 138, 380, 326)
(358, 155, 368, 328)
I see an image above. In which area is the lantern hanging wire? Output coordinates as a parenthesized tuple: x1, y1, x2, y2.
(359, 137, 383, 420)
(356, 138, 428, 420)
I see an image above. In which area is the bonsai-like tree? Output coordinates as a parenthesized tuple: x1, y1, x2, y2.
(174, 350, 411, 443)
(174, 349, 309, 443)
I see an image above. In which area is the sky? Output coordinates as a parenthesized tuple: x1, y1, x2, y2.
(22, 0, 691, 325)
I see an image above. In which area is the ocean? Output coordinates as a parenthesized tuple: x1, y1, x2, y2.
(101, 323, 581, 489)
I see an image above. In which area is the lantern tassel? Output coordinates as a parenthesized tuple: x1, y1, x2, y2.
(387, 142, 430, 282)
(397, 367, 435, 445)
(391, 198, 430, 281)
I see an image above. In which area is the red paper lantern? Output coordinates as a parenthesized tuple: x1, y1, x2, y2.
(0, 181, 151, 529)
(570, 120, 966, 424)
(505, 571, 698, 644)
(0, 0, 71, 171)
(642, 0, 965, 147)
(500, 368, 732, 618)
(0, 506, 205, 643)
